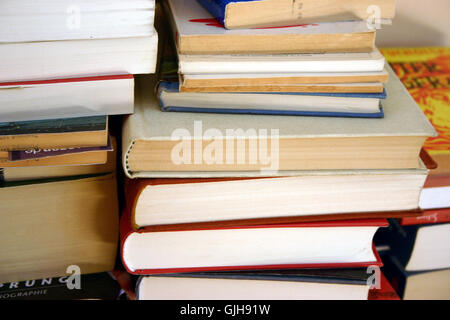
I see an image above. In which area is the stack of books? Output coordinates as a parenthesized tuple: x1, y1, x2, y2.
(373, 47, 450, 300)
(156, 0, 390, 119)
(0, 0, 158, 289)
(119, 0, 436, 300)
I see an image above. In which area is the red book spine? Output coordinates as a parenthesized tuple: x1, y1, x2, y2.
(401, 208, 450, 226)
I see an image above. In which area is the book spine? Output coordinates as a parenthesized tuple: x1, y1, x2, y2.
(401, 208, 450, 226)
(196, 0, 228, 26)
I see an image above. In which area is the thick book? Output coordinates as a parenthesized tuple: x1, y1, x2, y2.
(136, 268, 374, 300)
(0, 116, 108, 151)
(0, 0, 155, 42)
(0, 272, 122, 300)
(0, 34, 158, 82)
(197, 0, 395, 29)
(158, 81, 385, 117)
(178, 49, 386, 75)
(165, 0, 376, 55)
(124, 164, 426, 230)
(0, 75, 134, 123)
(122, 66, 436, 178)
(121, 208, 385, 275)
(0, 173, 119, 283)
(382, 255, 450, 300)
(382, 47, 450, 176)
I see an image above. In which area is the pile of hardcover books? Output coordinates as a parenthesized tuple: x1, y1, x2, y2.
(120, 0, 436, 300)
(0, 0, 158, 292)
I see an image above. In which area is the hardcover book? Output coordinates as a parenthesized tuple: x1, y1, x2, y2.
(136, 268, 374, 300)
(158, 81, 385, 117)
(121, 207, 386, 275)
(196, 0, 395, 29)
(124, 165, 427, 230)
(165, 0, 377, 54)
(122, 67, 436, 177)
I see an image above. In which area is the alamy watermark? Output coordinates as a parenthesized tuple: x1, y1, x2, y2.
(170, 121, 280, 172)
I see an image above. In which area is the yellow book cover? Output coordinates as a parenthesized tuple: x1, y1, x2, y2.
(382, 47, 450, 175)
(381, 48, 450, 156)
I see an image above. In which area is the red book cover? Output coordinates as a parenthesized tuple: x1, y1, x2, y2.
(368, 272, 400, 300)
(0, 74, 133, 87)
(424, 174, 450, 188)
(120, 206, 386, 275)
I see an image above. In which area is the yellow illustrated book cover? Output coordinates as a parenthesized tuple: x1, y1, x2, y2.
(382, 47, 450, 174)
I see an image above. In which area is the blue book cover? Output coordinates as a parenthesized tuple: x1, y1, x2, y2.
(157, 81, 385, 118)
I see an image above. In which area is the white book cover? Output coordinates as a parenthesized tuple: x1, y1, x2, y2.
(0, 0, 155, 42)
(0, 0, 155, 14)
(0, 33, 158, 82)
(179, 49, 386, 74)
(0, 75, 134, 122)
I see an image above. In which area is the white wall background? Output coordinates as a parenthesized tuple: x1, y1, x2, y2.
(376, 0, 450, 47)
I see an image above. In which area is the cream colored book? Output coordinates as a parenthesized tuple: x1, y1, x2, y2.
(0, 173, 119, 283)
(197, 0, 395, 30)
(180, 70, 390, 88)
(122, 66, 436, 178)
(178, 49, 386, 74)
(165, 0, 376, 54)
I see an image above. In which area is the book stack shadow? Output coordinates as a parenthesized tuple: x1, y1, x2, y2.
(120, 0, 436, 300)
(0, 0, 158, 300)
